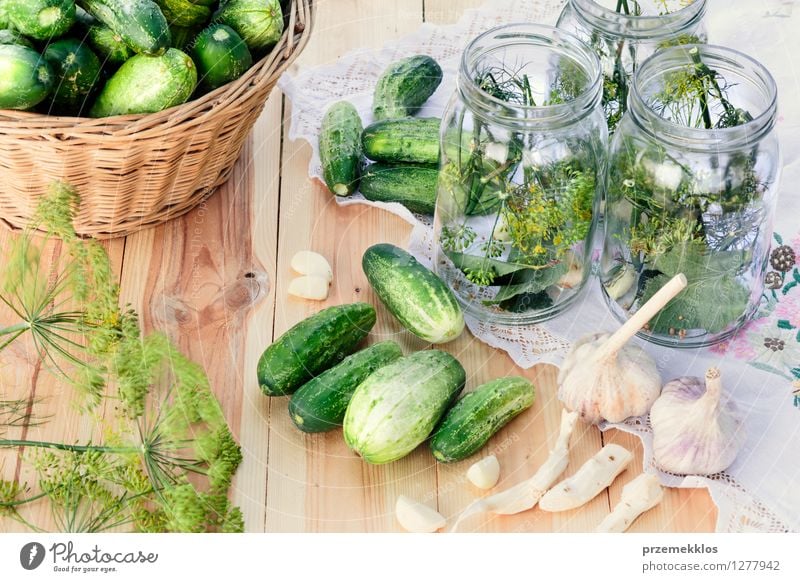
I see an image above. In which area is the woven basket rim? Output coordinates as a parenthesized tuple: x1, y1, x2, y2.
(0, 0, 314, 134)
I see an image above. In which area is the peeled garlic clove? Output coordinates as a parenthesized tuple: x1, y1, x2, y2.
(604, 264, 636, 300)
(651, 367, 745, 475)
(395, 495, 446, 533)
(291, 251, 333, 282)
(558, 274, 687, 424)
(595, 473, 664, 533)
(557, 251, 584, 289)
(466, 455, 500, 489)
(287, 276, 330, 301)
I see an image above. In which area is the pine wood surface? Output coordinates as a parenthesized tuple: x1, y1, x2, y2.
(0, 0, 716, 533)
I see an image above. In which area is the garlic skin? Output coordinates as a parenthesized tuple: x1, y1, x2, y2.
(595, 473, 664, 533)
(650, 368, 746, 475)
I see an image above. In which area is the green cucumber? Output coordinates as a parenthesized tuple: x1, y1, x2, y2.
(319, 100, 363, 196)
(0, 3, 10, 29)
(78, 0, 171, 55)
(85, 22, 135, 66)
(343, 350, 466, 464)
(169, 24, 199, 50)
(43, 37, 102, 114)
(362, 243, 464, 344)
(362, 117, 440, 165)
(5, 0, 75, 41)
(373, 55, 443, 120)
(154, 0, 210, 27)
(257, 303, 377, 397)
(0, 44, 53, 109)
(288, 341, 403, 433)
(430, 377, 536, 463)
(191, 24, 252, 91)
(0, 29, 34, 48)
(89, 48, 196, 116)
(359, 163, 438, 215)
(213, 0, 283, 53)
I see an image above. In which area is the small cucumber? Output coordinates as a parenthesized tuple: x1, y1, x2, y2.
(288, 341, 403, 433)
(362, 117, 441, 165)
(43, 37, 102, 114)
(154, 0, 210, 28)
(430, 377, 536, 463)
(257, 303, 377, 396)
(191, 24, 252, 91)
(89, 48, 196, 116)
(213, 0, 283, 53)
(362, 243, 464, 344)
(373, 55, 443, 120)
(5, 0, 76, 41)
(0, 44, 53, 110)
(359, 164, 438, 215)
(78, 0, 171, 56)
(85, 22, 135, 66)
(319, 100, 363, 196)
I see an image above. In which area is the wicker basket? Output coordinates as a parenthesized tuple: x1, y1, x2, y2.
(0, 0, 313, 239)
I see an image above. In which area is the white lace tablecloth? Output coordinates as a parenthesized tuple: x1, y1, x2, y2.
(278, 0, 800, 532)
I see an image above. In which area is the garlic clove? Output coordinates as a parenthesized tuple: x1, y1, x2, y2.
(604, 264, 637, 300)
(287, 276, 330, 301)
(557, 251, 584, 289)
(595, 473, 664, 533)
(650, 367, 746, 475)
(395, 495, 446, 533)
(539, 443, 633, 512)
(466, 455, 501, 489)
(291, 251, 333, 282)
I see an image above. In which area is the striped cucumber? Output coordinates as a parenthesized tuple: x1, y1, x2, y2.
(0, 44, 53, 110)
(361, 117, 440, 165)
(319, 100, 363, 196)
(78, 0, 171, 56)
(372, 55, 442, 120)
(359, 164, 438, 215)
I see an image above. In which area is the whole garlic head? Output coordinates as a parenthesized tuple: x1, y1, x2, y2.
(650, 367, 746, 475)
(558, 333, 661, 424)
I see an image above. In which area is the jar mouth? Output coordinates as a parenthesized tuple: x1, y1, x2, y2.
(570, 0, 706, 39)
(458, 23, 602, 128)
(628, 44, 778, 150)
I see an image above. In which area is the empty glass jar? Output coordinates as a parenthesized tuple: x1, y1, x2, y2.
(601, 45, 780, 347)
(557, 0, 707, 131)
(433, 24, 607, 325)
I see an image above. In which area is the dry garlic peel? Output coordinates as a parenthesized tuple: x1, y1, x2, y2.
(450, 409, 578, 531)
(539, 443, 633, 512)
(558, 274, 687, 424)
(650, 367, 745, 475)
(395, 495, 446, 533)
(291, 251, 333, 282)
(595, 473, 664, 533)
(287, 276, 330, 301)
(466, 455, 500, 490)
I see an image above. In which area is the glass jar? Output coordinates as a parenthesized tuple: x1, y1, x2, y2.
(557, 0, 707, 131)
(433, 24, 607, 325)
(601, 44, 780, 348)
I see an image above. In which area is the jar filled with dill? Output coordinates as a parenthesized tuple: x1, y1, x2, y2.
(433, 24, 606, 325)
(602, 45, 780, 347)
(556, 0, 707, 131)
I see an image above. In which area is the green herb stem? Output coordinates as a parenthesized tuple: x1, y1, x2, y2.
(0, 439, 140, 455)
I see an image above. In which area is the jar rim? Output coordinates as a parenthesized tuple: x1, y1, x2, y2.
(628, 44, 778, 150)
(569, 0, 707, 39)
(458, 23, 603, 128)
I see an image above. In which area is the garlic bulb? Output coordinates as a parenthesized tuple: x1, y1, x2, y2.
(650, 367, 746, 475)
(558, 274, 687, 424)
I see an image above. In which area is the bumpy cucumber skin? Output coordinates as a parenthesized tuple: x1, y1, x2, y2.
(43, 37, 102, 114)
(319, 100, 363, 196)
(362, 117, 440, 165)
(257, 303, 377, 397)
(5, 0, 76, 41)
(154, 0, 210, 28)
(372, 55, 443, 120)
(363, 243, 464, 344)
(0, 44, 53, 110)
(288, 341, 403, 433)
(359, 163, 438, 215)
(89, 48, 196, 117)
(85, 23, 135, 65)
(79, 0, 171, 56)
(191, 24, 252, 91)
(213, 0, 283, 53)
(430, 377, 536, 463)
(343, 350, 466, 464)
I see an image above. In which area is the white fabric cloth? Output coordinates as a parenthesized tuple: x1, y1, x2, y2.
(278, 0, 800, 532)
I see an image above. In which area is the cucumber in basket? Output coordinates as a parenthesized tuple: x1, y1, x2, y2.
(373, 55, 443, 120)
(320, 100, 364, 196)
(0, 44, 54, 110)
(89, 48, 197, 117)
(154, 0, 211, 28)
(359, 163, 438, 215)
(78, 0, 171, 56)
(191, 24, 253, 92)
(43, 38, 102, 115)
(4, 0, 76, 41)
(430, 376, 536, 462)
(362, 117, 441, 165)
(214, 0, 284, 53)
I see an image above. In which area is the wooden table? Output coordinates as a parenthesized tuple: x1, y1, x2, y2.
(0, 0, 717, 533)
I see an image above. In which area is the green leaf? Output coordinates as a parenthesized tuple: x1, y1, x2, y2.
(777, 319, 795, 330)
(651, 242, 749, 280)
(447, 251, 536, 280)
(790, 367, 800, 379)
(484, 262, 568, 304)
(774, 233, 783, 245)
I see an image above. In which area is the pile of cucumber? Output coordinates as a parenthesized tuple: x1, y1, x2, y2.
(318, 54, 444, 215)
(0, 0, 284, 117)
(256, 243, 535, 465)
